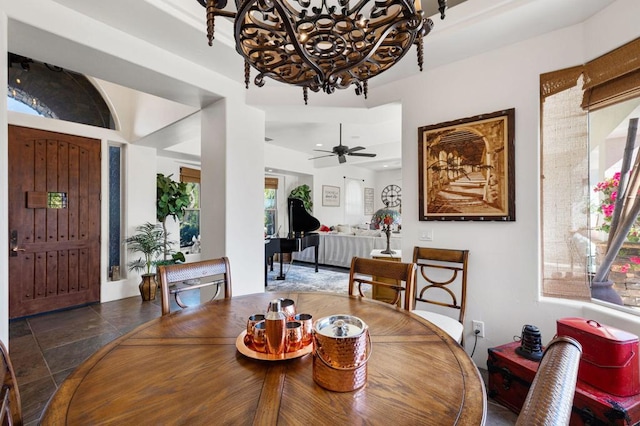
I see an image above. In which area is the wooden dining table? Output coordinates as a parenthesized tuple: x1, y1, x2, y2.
(41, 292, 487, 425)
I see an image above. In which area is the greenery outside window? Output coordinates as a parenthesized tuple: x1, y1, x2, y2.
(180, 167, 201, 250)
(265, 177, 278, 237)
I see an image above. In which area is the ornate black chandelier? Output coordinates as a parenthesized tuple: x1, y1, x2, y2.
(197, 0, 447, 104)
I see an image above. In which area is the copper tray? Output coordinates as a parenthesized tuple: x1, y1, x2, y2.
(235, 330, 312, 361)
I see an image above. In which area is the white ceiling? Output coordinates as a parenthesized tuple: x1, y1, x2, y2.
(13, 0, 618, 171)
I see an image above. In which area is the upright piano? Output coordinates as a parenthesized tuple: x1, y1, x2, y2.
(265, 198, 320, 283)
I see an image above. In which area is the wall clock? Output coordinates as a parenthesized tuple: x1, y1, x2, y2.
(381, 184, 401, 207)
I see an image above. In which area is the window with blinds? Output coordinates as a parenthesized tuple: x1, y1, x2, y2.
(541, 37, 640, 312)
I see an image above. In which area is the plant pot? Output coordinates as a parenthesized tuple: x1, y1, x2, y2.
(139, 274, 158, 301)
(590, 280, 624, 305)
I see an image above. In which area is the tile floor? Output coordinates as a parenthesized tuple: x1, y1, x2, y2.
(9, 289, 518, 425)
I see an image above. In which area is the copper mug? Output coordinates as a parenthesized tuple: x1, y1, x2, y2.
(251, 321, 267, 353)
(294, 313, 313, 346)
(247, 314, 266, 337)
(285, 321, 303, 353)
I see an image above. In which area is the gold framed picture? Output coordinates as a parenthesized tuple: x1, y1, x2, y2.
(418, 108, 515, 221)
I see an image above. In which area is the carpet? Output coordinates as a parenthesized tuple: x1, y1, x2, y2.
(266, 262, 350, 294)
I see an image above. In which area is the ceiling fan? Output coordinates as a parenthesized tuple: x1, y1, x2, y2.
(309, 124, 377, 164)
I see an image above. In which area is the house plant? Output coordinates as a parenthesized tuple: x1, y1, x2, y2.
(289, 184, 313, 212)
(124, 222, 165, 301)
(156, 173, 192, 261)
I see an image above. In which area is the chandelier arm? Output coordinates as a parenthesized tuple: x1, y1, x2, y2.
(235, 0, 326, 88)
(416, 33, 424, 71)
(205, 0, 236, 46)
(325, 15, 423, 89)
(345, 0, 417, 19)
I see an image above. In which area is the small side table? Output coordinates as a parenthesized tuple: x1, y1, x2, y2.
(370, 250, 403, 306)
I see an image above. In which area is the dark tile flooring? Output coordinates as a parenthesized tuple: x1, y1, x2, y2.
(9, 288, 518, 425)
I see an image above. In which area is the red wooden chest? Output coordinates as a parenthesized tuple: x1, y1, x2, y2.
(557, 317, 640, 397)
(488, 341, 640, 425)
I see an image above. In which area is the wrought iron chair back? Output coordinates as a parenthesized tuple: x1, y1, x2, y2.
(158, 257, 232, 316)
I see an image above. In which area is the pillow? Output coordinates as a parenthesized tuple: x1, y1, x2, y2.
(336, 224, 351, 233)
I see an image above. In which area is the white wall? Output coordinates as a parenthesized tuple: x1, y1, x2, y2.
(311, 166, 375, 227)
(109, 144, 158, 301)
(368, 0, 640, 366)
(374, 169, 403, 213)
(200, 99, 265, 298)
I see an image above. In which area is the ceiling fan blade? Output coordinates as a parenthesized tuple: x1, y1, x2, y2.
(347, 146, 366, 153)
(338, 155, 347, 164)
(313, 149, 335, 153)
(348, 152, 377, 157)
(309, 154, 336, 160)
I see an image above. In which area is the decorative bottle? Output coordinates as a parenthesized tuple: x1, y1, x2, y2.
(265, 299, 286, 355)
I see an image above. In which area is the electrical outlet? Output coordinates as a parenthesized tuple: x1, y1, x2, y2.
(472, 320, 485, 338)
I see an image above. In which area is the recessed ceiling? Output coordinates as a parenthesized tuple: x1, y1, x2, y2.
(10, 0, 617, 172)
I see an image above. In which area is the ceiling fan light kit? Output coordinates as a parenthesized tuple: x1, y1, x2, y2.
(308, 123, 377, 164)
(197, 0, 447, 104)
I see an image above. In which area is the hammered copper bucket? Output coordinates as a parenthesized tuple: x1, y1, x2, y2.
(312, 315, 371, 392)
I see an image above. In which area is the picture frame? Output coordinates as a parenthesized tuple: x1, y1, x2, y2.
(322, 185, 340, 207)
(418, 108, 515, 221)
(364, 187, 374, 215)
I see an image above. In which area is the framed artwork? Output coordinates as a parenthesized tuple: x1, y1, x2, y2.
(364, 187, 374, 215)
(418, 108, 515, 221)
(322, 185, 340, 207)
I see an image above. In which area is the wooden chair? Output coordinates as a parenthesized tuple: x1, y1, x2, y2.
(1, 340, 22, 426)
(411, 247, 469, 343)
(348, 257, 417, 311)
(516, 336, 582, 426)
(158, 257, 232, 316)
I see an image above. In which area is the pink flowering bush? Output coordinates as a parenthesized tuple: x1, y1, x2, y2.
(593, 172, 640, 243)
(611, 255, 640, 274)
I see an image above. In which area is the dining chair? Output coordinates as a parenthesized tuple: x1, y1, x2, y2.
(348, 257, 417, 310)
(516, 336, 582, 426)
(158, 257, 232, 316)
(1, 340, 22, 426)
(411, 247, 469, 343)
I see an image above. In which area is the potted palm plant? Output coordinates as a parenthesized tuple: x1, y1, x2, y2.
(124, 222, 165, 301)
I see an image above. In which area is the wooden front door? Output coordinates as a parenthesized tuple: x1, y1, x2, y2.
(8, 125, 101, 318)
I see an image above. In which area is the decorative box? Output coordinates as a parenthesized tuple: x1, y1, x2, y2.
(557, 317, 639, 397)
(488, 341, 640, 425)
